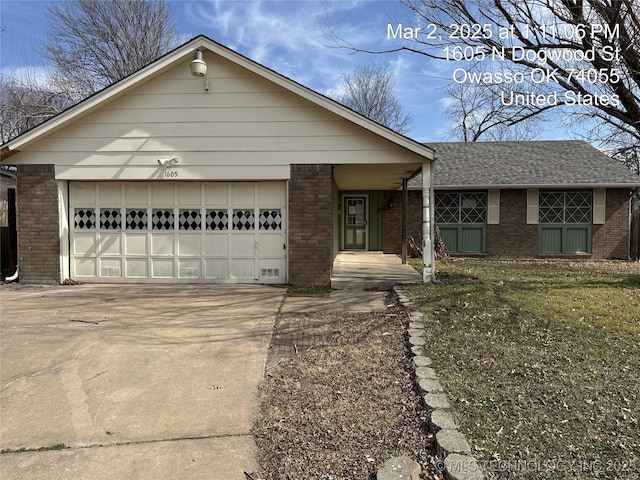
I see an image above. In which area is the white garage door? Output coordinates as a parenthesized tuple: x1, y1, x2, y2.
(69, 182, 286, 283)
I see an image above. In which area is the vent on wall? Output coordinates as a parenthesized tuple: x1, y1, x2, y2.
(260, 268, 280, 278)
(101, 267, 121, 277)
(180, 267, 201, 278)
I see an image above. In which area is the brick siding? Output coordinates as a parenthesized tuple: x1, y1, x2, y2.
(381, 190, 422, 254)
(16, 164, 60, 283)
(593, 188, 631, 259)
(383, 188, 631, 260)
(486, 189, 538, 258)
(288, 164, 333, 286)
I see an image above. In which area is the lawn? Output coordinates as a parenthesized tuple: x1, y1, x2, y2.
(407, 259, 640, 479)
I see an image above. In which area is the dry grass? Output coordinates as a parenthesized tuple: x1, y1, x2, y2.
(407, 259, 640, 479)
(251, 303, 442, 480)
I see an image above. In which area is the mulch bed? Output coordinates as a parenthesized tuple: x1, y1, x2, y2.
(250, 297, 442, 479)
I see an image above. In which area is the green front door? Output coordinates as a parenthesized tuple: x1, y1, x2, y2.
(344, 196, 367, 249)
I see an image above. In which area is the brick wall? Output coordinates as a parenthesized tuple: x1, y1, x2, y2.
(17, 164, 60, 284)
(593, 188, 631, 259)
(288, 164, 333, 286)
(384, 188, 632, 260)
(381, 190, 422, 254)
(487, 189, 538, 258)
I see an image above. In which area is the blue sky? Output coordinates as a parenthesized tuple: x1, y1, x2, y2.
(0, 0, 569, 142)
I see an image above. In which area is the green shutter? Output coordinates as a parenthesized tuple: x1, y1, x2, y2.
(461, 226, 485, 253)
(439, 227, 459, 253)
(539, 226, 563, 253)
(565, 226, 591, 253)
(539, 225, 591, 254)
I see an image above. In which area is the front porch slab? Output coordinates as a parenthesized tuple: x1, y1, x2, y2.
(331, 252, 423, 290)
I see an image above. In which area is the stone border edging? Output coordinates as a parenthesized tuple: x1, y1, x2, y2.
(389, 286, 486, 480)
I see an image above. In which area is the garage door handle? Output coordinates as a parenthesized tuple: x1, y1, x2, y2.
(283, 243, 286, 250)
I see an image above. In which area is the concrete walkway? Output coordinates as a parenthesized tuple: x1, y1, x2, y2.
(331, 252, 423, 290)
(0, 284, 283, 480)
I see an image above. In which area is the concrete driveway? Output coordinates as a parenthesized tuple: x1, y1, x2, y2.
(0, 283, 283, 480)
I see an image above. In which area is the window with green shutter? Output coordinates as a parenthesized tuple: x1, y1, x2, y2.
(538, 191, 592, 254)
(435, 191, 487, 253)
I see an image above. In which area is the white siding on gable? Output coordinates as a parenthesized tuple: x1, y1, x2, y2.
(17, 51, 425, 181)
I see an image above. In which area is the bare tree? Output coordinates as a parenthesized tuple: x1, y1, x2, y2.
(444, 81, 542, 141)
(44, 0, 177, 100)
(0, 73, 72, 144)
(412, 0, 638, 148)
(336, 64, 412, 134)
(331, 0, 639, 156)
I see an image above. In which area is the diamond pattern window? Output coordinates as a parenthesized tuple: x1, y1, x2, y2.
(539, 191, 591, 223)
(152, 209, 175, 230)
(100, 209, 121, 230)
(435, 192, 486, 224)
(206, 210, 228, 230)
(259, 209, 282, 230)
(233, 210, 254, 231)
(74, 208, 96, 230)
(179, 210, 201, 231)
(126, 209, 148, 230)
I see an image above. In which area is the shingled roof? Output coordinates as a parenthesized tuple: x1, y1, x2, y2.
(410, 140, 639, 189)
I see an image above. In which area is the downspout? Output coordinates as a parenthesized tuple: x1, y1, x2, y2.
(4, 265, 18, 283)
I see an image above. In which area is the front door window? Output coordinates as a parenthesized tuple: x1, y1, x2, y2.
(344, 197, 366, 249)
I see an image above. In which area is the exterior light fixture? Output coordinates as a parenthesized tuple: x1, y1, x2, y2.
(157, 157, 179, 166)
(190, 50, 207, 77)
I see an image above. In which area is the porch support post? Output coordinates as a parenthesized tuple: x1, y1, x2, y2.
(422, 162, 435, 282)
(401, 178, 408, 264)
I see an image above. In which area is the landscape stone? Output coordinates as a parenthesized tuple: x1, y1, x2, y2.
(430, 409, 457, 431)
(415, 366, 437, 379)
(436, 429, 472, 456)
(377, 455, 421, 480)
(444, 453, 485, 480)
(410, 345, 423, 356)
(409, 322, 423, 330)
(423, 393, 450, 410)
(408, 328, 424, 337)
(418, 378, 443, 393)
(409, 312, 423, 321)
(409, 336, 426, 347)
(413, 356, 432, 367)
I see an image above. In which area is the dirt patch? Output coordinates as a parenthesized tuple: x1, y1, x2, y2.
(251, 299, 441, 479)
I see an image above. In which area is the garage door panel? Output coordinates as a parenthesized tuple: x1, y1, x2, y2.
(73, 233, 97, 255)
(205, 184, 228, 205)
(231, 234, 255, 256)
(71, 182, 286, 283)
(74, 258, 97, 277)
(231, 258, 255, 279)
(72, 183, 97, 205)
(125, 234, 148, 255)
(100, 258, 122, 278)
(232, 183, 256, 206)
(125, 258, 148, 278)
(99, 234, 122, 255)
(205, 258, 229, 279)
(204, 234, 228, 256)
(151, 234, 175, 255)
(258, 182, 285, 204)
(177, 234, 202, 256)
(99, 183, 122, 204)
(125, 184, 148, 204)
(151, 258, 175, 278)
(152, 183, 175, 205)
(178, 183, 201, 205)
(258, 235, 283, 257)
